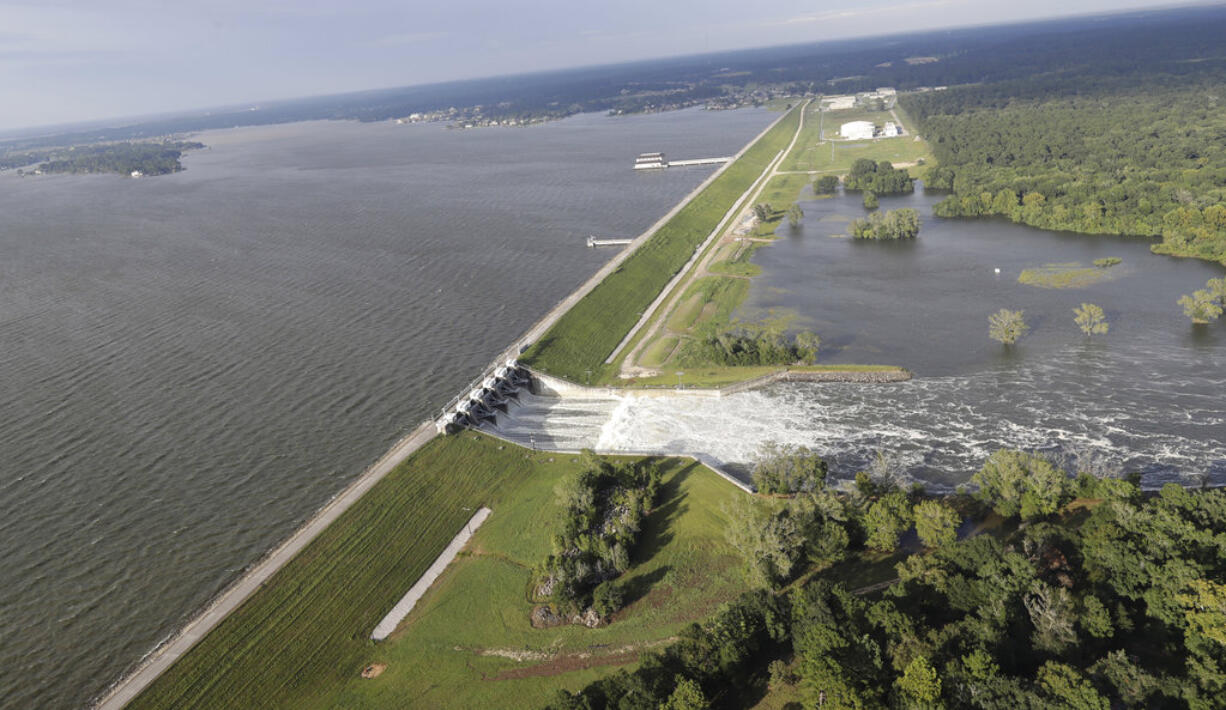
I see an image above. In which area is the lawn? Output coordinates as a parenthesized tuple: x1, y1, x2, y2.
(126, 435, 625, 709)
(782, 103, 932, 174)
(303, 451, 752, 709)
(622, 364, 905, 389)
(519, 104, 801, 382)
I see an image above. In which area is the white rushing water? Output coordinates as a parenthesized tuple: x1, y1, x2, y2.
(490, 340, 1226, 490)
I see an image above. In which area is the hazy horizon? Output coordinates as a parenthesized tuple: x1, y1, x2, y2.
(0, 0, 1204, 133)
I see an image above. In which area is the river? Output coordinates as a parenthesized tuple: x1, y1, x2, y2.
(0, 107, 776, 709)
(490, 187, 1226, 488)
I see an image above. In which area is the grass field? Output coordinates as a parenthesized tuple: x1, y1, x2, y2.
(127, 434, 753, 710)
(300, 450, 751, 709)
(125, 435, 622, 709)
(519, 104, 801, 382)
(624, 364, 905, 389)
(782, 102, 931, 174)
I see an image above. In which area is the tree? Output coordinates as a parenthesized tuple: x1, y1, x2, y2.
(896, 655, 942, 707)
(988, 308, 1029, 345)
(848, 208, 920, 240)
(1025, 583, 1079, 652)
(972, 449, 1067, 519)
(1037, 663, 1109, 710)
(863, 191, 879, 209)
(752, 442, 828, 494)
(794, 331, 821, 364)
(661, 676, 709, 710)
(724, 497, 806, 587)
(863, 491, 912, 552)
(787, 203, 804, 229)
(752, 202, 773, 221)
(814, 174, 840, 194)
(1179, 289, 1223, 323)
(1073, 303, 1109, 335)
(913, 500, 959, 548)
(1207, 277, 1226, 306)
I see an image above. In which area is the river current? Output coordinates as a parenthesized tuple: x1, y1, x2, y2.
(490, 188, 1226, 488)
(0, 107, 776, 709)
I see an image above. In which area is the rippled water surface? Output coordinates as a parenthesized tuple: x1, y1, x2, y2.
(491, 188, 1226, 487)
(0, 107, 776, 709)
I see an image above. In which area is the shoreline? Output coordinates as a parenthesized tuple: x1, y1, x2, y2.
(94, 103, 795, 709)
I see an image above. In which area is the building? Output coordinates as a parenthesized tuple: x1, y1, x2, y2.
(883, 121, 901, 136)
(840, 121, 876, 140)
(633, 152, 667, 170)
(824, 95, 856, 110)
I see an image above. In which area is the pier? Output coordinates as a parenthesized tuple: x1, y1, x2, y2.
(587, 235, 634, 248)
(633, 151, 732, 170)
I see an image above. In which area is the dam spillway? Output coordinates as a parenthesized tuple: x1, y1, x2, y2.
(481, 345, 1226, 492)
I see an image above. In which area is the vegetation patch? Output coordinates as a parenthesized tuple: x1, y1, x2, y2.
(848, 207, 920, 240)
(639, 335, 679, 368)
(1018, 262, 1123, 289)
(843, 158, 915, 194)
(533, 454, 664, 625)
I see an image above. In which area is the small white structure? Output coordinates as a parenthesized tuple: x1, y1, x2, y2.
(129, 170, 143, 178)
(883, 121, 900, 136)
(840, 121, 875, 140)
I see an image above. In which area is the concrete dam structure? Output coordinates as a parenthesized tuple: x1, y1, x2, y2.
(435, 359, 531, 433)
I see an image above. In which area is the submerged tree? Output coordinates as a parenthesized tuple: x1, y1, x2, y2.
(1073, 303, 1109, 335)
(863, 191, 879, 210)
(989, 308, 1029, 344)
(1178, 290, 1223, 323)
(787, 203, 804, 229)
(813, 174, 840, 194)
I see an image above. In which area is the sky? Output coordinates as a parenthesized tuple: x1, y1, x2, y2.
(0, 0, 1199, 132)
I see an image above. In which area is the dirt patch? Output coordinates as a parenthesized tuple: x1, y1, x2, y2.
(361, 663, 387, 679)
(488, 638, 678, 680)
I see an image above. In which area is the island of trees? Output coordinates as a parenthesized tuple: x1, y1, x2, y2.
(849, 208, 921, 240)
(843, 158, 915, 195)
(10, 141, 205, 177)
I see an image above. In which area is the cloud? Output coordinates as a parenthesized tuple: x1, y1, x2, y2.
(773, 0, 962, 27)
(372, 31, 451, 47)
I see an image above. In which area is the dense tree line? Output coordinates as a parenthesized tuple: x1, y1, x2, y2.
(25, 141, 205, 176)
(534, 452, 662, 620)
(547, 449, 1226, 709)
(844, 158, 915, 194)
(683, 320, 820, 368)
(849, 208, 921, 240)
(902, 75, 1226, 265)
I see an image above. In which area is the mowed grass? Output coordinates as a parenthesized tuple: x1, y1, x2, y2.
(640, 334, 680, 368)
(302, 456, 752, 710)
(623, 364, 905, 389)
(783, 104, 931, 175)
(520, 105, 801, 382)
(128, 434, 603, 710)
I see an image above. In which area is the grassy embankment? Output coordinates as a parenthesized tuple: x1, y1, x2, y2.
(126, 433, 751, 710)
(306, 447, 751, 710)
(519, 104, 802, 383)
(628, 100, 932, 380)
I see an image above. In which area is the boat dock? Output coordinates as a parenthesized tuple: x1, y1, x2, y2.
(587, 235, 634, 248)
(633, 152, 731, 170)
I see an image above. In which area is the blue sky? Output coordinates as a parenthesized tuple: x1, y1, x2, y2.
(0, 0, 1194, 131)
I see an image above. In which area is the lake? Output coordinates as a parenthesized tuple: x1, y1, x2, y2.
(0, 107, 776, 709)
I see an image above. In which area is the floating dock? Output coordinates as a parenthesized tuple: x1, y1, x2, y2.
(633, 152, 731, 170)
(587, 235, 634, 248)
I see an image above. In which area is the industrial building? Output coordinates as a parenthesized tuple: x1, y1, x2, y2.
(840, 121, 876, 140)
